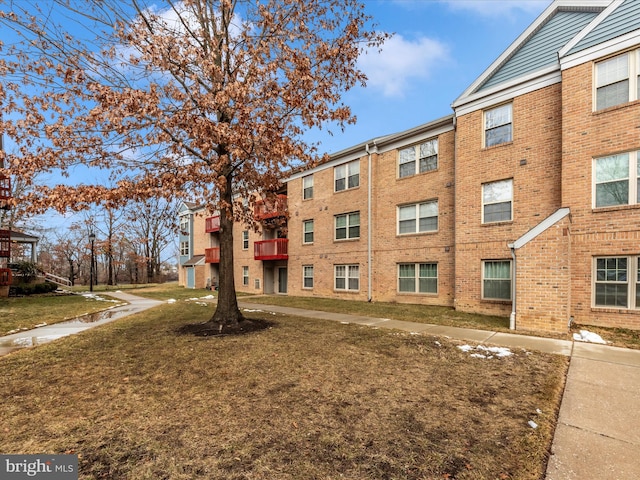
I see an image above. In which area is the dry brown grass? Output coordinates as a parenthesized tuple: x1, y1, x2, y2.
(0, 301, 568, 479)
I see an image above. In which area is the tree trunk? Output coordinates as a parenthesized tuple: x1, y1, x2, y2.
(210, 174, 244, 326)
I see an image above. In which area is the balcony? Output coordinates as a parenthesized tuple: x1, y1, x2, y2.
(254, 194, 287, 221)
(0, 175, 10, 210)
(0, 229, 9, 258)
(205, 215, 220, 233)
(205, 247, 220, 264)
(254, 238, 288, 261)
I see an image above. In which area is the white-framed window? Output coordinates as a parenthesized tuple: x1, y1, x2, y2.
(303, 175, 313, 200)
(335, 264, 359, 291)
(242, 266, 249, 286)
(482, 179, 513, 223)
(303, 265, 314, 289)
(482, 260, 512, 300)
(593, 256, 640, 309)
(484, 103, 512, 147)
(595, 49, 640, 111)
(398, 263, 437, 294)
(335, 211, 360, 240)
(334, 160, 360, 192)
(398, 200, 438, 234)
(398, 139, 438, 178)
(179, 215, 189, 234)
(303, 219, 314, 244)
(179, 241, 189, 257)
(593, 152, 640, 208)
(242, 230, 249, 250)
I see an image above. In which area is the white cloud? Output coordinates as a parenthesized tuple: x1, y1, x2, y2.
(441, 0, 549, 17)
(358, 34, 449, 98)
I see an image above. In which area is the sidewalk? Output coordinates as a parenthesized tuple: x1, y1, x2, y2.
(238, 300, 640, 480)
(0, 291, 162, 357)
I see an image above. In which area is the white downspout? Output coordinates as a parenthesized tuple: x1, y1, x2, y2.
(366, 142, 373, 302)
(509, 244, 516, 330)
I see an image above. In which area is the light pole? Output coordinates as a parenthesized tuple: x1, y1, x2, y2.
(89, 231, 95, 292)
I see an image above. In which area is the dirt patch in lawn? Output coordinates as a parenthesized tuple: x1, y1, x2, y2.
(0, 302, 568, 480)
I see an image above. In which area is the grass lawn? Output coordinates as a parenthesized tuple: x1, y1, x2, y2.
(0, 293, 125, 335)
(0, 301, 568, 479)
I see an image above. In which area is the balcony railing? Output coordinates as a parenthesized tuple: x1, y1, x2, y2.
(0, 268, 11, 286)
(205, 215, 220, 233)
(254, 194, 287, 221)
(205, 247, 220, 264)
(0, 175, 10, 209)
(0, 229, 9, 258)
(254, 238, 288, 261)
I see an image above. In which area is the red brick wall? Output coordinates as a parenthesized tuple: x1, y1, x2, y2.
(454, 84, 563, 317)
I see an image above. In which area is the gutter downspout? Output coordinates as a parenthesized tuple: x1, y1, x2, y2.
(365, 142, 374, 302)
(509, 244, 516, 330)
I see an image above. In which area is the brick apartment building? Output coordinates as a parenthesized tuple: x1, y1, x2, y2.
(179, 0, 640, 333)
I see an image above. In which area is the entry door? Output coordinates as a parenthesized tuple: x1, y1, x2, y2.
(186, 267, 195, 289)
(278, 267, 288, 294)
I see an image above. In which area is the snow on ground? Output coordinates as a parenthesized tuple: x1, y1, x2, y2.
(81, 293, 122, 303)
(167, 299, 177, 304)
(573, 329, 607, 344)
(458, 344, 513, 359)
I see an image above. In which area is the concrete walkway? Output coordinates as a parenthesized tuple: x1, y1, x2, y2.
(238, 301, 640, 480)
(2, 293, 639, 478)
(0, 291, 162, 357)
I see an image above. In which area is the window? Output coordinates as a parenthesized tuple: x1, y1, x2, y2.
(303, 265, 314, 289)
(482, 260, 512, 300)
(303, 220, 314, 244)
(334, 160, 360, 192)
(335, 212, 360, 240)
(398, 263, 437, 294)
(398, 201, 438, 234)
(335, 264, 359, 291)
(242, 230, 249, 250)
(482, 179, 513, 223)
(595, 50, 640, 110)
(179, 241, 189, 256)
(242, 266, 249, 286)
(179, 215, 189, 234)
(593, 152, 640, 208)
(398, 139, 438, 178)
(303, 175, 313, 200)
(484, 104, 512, 147)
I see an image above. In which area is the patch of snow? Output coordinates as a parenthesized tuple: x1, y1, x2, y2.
(435, 341, 441, 347)
(201, 295, 215, 299)
(573, 329, 607, 344)
(243, 309, 263, 313)
(167, 299, 177, 304)
(458, 344, 513, 358)
(34, 322, 47, 328)
(528, 420, 538, 429)
(195, 302, 208, 306)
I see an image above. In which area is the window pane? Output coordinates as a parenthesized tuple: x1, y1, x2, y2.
(335, 178, 345, 191)
(399, 278, 415, 292)
(418, 216, 438, 231)
(596, 54, 628, 87)
(399, 219, 416, 234)
(336, 215, 346, 228)
(349, 225, 360, 238)
(597, 81, 629, 110)
(399, 162, 415, 178)
(595, 154, 629, 182)
(483, 180, 513, 203)
(399, 264, 415, 278)
(335, 228, 346, 240)
(419, 277, 437, 294)
(485, 261, 510, 279)
(399, 147, 415, 165)
(399, 205, 416, 221)
(485, 104, 512, 128)
(419, 201, 438, 217)
(484, 279, 511, 300)
(420, 140, 437, 157)
(335, 278, 345, 289)
(595, 283, 628, 307)
(304, 277, 313, 288)
(420, 263, 437, 278)
(485, 124, 512, 147)
(335, 265, 345, 277)
(484, 202, 512, 222)
(348, 173, 359, 189)
(419, 155, 437, 173)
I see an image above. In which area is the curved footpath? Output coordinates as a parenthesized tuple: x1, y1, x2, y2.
(2, 293, 639, 479)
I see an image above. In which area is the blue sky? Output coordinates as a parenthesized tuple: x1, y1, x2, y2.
(21, 0, 551, 232)
(309, 0, 550, 153)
